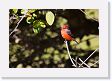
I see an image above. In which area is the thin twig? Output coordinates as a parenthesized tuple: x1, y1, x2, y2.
(80, 9, 99, 30)
(90, 60, 99, 67)
(72, 58, 84, 67)
(79, 9, 98, 22)
(79, 48, 99, 67)
(79, 58, 90, 68)
(75, 56, 78, 67)
(9, 9, 28, 36)
(64, 40, 76, 67)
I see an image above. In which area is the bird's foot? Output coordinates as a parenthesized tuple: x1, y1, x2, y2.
(64, 40, 67, 43)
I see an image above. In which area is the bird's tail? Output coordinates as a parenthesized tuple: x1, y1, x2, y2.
(73, 39, 79, 45)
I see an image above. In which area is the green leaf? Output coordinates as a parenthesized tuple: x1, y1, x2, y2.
(33, 20, 39, 28)
(33, 20, 46, 34)
(33, 13, 37, 17)
(21, 9, 25, 14)
(26, 17, 34, 24)
(39, 21, 46, 28)
(13, 9, 18, 14)
(28, 9, 36, 13)
(33, 20, 46, 28)
(33, 27, 42, 34)
(33, 28, 38, 34)
(46, 11, 55, 26)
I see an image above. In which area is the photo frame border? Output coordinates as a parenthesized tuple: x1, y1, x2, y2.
(0, 0, 109, 78)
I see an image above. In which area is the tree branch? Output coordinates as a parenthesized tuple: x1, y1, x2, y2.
(9, 9, 28, 36)
(79, 48, 99, 67)
(64, 40, 76, 67)
(79, 58, 90, 68)
(90, 60, 99, 67)
(79, 9, 98, 22)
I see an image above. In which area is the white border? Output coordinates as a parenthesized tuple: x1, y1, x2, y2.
(0, 0, 108, 77)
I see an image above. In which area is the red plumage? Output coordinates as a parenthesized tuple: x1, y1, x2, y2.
(61, 25, 73, 40)
(61, 24, 78, 44)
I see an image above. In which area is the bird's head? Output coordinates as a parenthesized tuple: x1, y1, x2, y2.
(61, 24, 69, 29)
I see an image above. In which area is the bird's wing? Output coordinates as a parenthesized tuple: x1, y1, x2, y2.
(66, 29, 79, 44)
(66, 29, 74, 38)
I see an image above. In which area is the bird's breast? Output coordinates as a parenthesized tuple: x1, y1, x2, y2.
(61, 30, 73, 41)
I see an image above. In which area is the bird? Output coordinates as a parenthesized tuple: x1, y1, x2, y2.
(61, 24, 79, 45)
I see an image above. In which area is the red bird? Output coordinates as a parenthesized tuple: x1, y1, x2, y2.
(61, 24, 79, 45)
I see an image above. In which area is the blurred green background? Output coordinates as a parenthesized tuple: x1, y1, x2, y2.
(9, 9, 99, 68)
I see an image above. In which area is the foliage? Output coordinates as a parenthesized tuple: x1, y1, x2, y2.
(46, 11, 55, 26)
(9, 9, 99, 68)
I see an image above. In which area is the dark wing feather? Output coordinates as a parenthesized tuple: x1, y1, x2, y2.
(66, 29, 79, 44)
(66, 29, 74, 38)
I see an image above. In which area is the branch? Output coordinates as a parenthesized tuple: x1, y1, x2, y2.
(89, 60, 99, 67)
(79, 48, 99, 67)
(79, 9, 98, 22)
(64, 40, 76, 67)
(72, 58, 84, 67)
(9, 9, 28, 36)
(79, 58, 90, 68)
